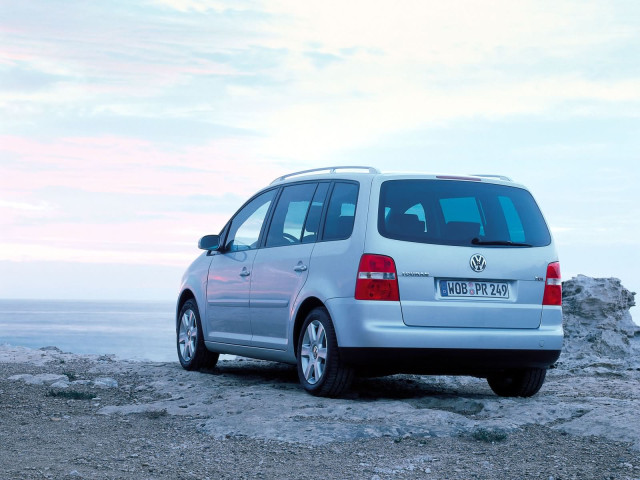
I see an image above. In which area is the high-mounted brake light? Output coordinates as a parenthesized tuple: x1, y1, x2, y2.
(542, 262, 562, 306)
(436, 175, 481, 181)
(355, 254, 399, 301)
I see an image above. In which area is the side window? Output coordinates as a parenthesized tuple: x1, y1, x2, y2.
(323, 182, 359, 241)
(498, 196, 526, 242)
(266, 183, 317, 247)
(439, 196, 485, 238)
(225, 189, 276, 252)
(405, 204, 426, 225)
(385, 203, 427, 238)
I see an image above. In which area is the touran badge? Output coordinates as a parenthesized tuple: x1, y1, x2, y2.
(470, 254, 486, 273)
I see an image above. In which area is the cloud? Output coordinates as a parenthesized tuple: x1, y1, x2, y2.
(3, 0, 637, 161)
(0, 199, 53, 212)
(259, 1, 632, 63)
(1, 0, 639, 276)
(0, 65, 67, 92)
(148, 0, 252, 13)
(0, 131, 286, 266)
(0, 134, 287, 195)
(0, 2, 270, 109)
(304, 51, 342, 69)
(3, 113, 257, 143)
(0, 241, 193, 266)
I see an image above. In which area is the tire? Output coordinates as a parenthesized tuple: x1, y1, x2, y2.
(177, 299, 219, 371)
(487, 368, 547, 397)
(296, 307, 354, 397)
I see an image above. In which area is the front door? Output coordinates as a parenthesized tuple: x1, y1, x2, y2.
(206, 189, 276, 345)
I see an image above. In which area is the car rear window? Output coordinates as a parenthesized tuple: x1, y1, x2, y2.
(378, 180, 551, 247)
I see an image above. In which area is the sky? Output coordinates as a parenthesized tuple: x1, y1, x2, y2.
(0, 1, 639, 319)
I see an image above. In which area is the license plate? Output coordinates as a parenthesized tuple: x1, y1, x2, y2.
(439, 280, 509, 298)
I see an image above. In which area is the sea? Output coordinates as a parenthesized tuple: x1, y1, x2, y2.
(0, 299, 177, 362)
(2, 298, 636, 363)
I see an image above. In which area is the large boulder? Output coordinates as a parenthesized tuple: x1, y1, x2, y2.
(560, 275, 638, 371)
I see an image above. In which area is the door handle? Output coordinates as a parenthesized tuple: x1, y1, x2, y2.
(293, 264, 307, 272)
(239, 268, 251, 277)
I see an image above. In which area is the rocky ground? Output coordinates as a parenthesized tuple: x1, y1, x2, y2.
(1, 276, 639, 480)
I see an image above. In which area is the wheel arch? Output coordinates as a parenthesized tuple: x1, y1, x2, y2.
(293, 296, 326, 358)
(176, 289, 197, 329)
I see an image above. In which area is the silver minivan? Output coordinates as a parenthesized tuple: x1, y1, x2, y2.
(176, 167, 563, 397)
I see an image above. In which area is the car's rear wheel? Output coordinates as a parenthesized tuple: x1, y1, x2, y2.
(487, 367, 547, 397)
(177, 299, 219, 371)
(297, 307, 353, 397)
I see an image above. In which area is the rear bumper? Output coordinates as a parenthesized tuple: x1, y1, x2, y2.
(339, 347, 561, 376)
(325, 298, 563, 374)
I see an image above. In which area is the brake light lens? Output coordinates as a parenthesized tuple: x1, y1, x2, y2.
(542, 262, 562, 306)
(355, 254, 399, 301)
(436, 175, 481, 182)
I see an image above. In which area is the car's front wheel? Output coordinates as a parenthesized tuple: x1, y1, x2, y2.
(297, 307, 353, 397)
(487, 367, 547, 397)
(177, 299, 219, 371)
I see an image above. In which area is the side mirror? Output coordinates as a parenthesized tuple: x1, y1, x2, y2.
(198, 234, 221, 251)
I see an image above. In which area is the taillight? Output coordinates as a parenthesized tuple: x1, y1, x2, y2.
(355, 254, 399, 301)
(542, 262, 562, 306)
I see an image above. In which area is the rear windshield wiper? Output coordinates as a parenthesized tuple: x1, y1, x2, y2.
(471, 238, 532, 247)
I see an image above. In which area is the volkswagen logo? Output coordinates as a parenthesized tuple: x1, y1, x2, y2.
(470, 254, 486, 273)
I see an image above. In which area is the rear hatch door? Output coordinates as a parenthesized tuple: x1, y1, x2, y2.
(373, 177, 555, 329)
(395, 243, 549, 328)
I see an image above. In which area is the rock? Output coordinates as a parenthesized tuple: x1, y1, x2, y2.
(8, 373, 69, 386)
(93, 377, 118, 388)
(563, 276, 635, 321)
(39, 346, 63, 353)
(560, 275, 638, 371)
(71, 380, 93, 386)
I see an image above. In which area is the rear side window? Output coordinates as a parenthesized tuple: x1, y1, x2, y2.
(266, 183, 317, 247)
(323, 182, 359, 241)
(378, 180, 551, 247)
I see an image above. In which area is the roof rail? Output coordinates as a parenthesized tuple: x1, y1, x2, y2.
(471, 174, 513, 182)
(271, 166, 380, 184)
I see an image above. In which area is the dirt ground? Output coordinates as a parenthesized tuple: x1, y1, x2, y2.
(1, 346, 639, 480)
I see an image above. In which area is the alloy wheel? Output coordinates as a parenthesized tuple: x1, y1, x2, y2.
(300, 320, 327, 384)
(178, 308, 198, 362)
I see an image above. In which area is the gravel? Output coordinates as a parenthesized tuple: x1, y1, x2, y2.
(1, 347, 639, 480)
(1, 275, 638, 479)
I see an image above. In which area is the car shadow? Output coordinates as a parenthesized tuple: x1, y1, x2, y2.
(201, 357, 495, 402)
